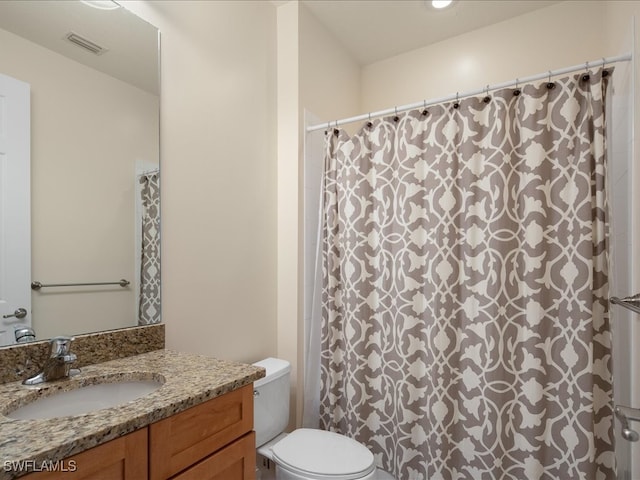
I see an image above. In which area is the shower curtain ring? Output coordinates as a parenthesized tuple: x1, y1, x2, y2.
(367, 112, 373, 128)
(602, 57, 610, 77)
(454, 92, 460, 109)
(394, 106, 399, 122)
(422, 100, 428, 116)
(483, 85, 491, 103)
(514, 78, 521, 96)
(546, 70, 555, 89)
(582, 61, 590, 81)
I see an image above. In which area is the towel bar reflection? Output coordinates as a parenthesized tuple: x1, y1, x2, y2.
(31, 279, 130, 290)
(610, 293, 640, 315)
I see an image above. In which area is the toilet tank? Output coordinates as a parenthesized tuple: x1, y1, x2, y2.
(253, 358, 291, 447)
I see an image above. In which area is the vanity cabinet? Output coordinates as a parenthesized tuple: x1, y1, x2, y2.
(22, 428, 148, 479)
(22, 384, 255, 480)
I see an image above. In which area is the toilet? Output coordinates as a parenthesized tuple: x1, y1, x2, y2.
(253, 358, 394, 480)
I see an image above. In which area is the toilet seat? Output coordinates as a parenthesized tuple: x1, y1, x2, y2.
(271, 428, 376, 480)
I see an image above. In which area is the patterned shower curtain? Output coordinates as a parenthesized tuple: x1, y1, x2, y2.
(138, 171, 161, 325)
(319, 70, 615, 479)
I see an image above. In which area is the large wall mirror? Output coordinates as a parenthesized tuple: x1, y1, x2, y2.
(0, 1, 160, 345)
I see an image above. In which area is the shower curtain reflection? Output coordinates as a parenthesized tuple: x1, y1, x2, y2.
(138, 170, 160, 325)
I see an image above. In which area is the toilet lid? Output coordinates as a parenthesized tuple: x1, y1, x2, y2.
(272, 429, 375, 480)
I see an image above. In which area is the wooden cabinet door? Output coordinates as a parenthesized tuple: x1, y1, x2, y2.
(149, 384, 253, 480)
(22, 427, 148, 480)
(172, 432, 256, 480)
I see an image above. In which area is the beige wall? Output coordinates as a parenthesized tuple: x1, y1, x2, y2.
(125, 1, 278, 364)
(0, 26, 158, 340)
(361, 1, 608, 112)
(275, 1, 361, 426)
(297, 3, 361, 425)
(277, 0, 300, 429)
(299, 4, 361, 128)
(298, 3, 361, 423)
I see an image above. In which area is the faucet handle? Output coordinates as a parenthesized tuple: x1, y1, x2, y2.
(49, 336, 75, 356)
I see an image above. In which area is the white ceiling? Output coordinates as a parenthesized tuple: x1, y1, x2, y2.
(301, 0, 562, 65)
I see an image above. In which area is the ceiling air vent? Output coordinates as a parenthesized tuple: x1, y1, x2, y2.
(65, 32, 108, 55)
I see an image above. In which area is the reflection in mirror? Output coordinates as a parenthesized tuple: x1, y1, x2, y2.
(0, 1, 160, 346)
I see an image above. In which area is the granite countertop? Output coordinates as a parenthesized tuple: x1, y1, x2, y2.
(0, 350, 265, 479)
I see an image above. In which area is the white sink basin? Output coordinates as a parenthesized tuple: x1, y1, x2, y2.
(6, 378, 163, 420)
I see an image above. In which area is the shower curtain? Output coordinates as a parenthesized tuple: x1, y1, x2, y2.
(138, 171, 161, 325)
(318, 70, 615, 479)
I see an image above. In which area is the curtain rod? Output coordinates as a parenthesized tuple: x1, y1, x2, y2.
(306, 53, 632, 133)
(138, 168, 159, 177)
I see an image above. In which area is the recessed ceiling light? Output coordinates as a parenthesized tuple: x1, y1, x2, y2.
(432, 0, 453, 9)
(80, 0, 121, 10)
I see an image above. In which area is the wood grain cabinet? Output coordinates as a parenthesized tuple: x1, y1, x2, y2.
(23, 384, 255, 480)
(149, 384, 255, 480)
(22, 428, 148, 480)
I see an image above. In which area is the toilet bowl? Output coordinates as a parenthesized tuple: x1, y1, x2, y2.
(253, 358, 394, 480)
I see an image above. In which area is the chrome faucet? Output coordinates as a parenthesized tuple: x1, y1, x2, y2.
(23, 336, 78, 385)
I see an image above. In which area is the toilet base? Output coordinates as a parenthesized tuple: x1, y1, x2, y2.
(256, 452, 276, 480)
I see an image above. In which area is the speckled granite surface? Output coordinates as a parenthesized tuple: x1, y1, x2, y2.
(0, 349, 265, 479)
(0, 324, 165, 384)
